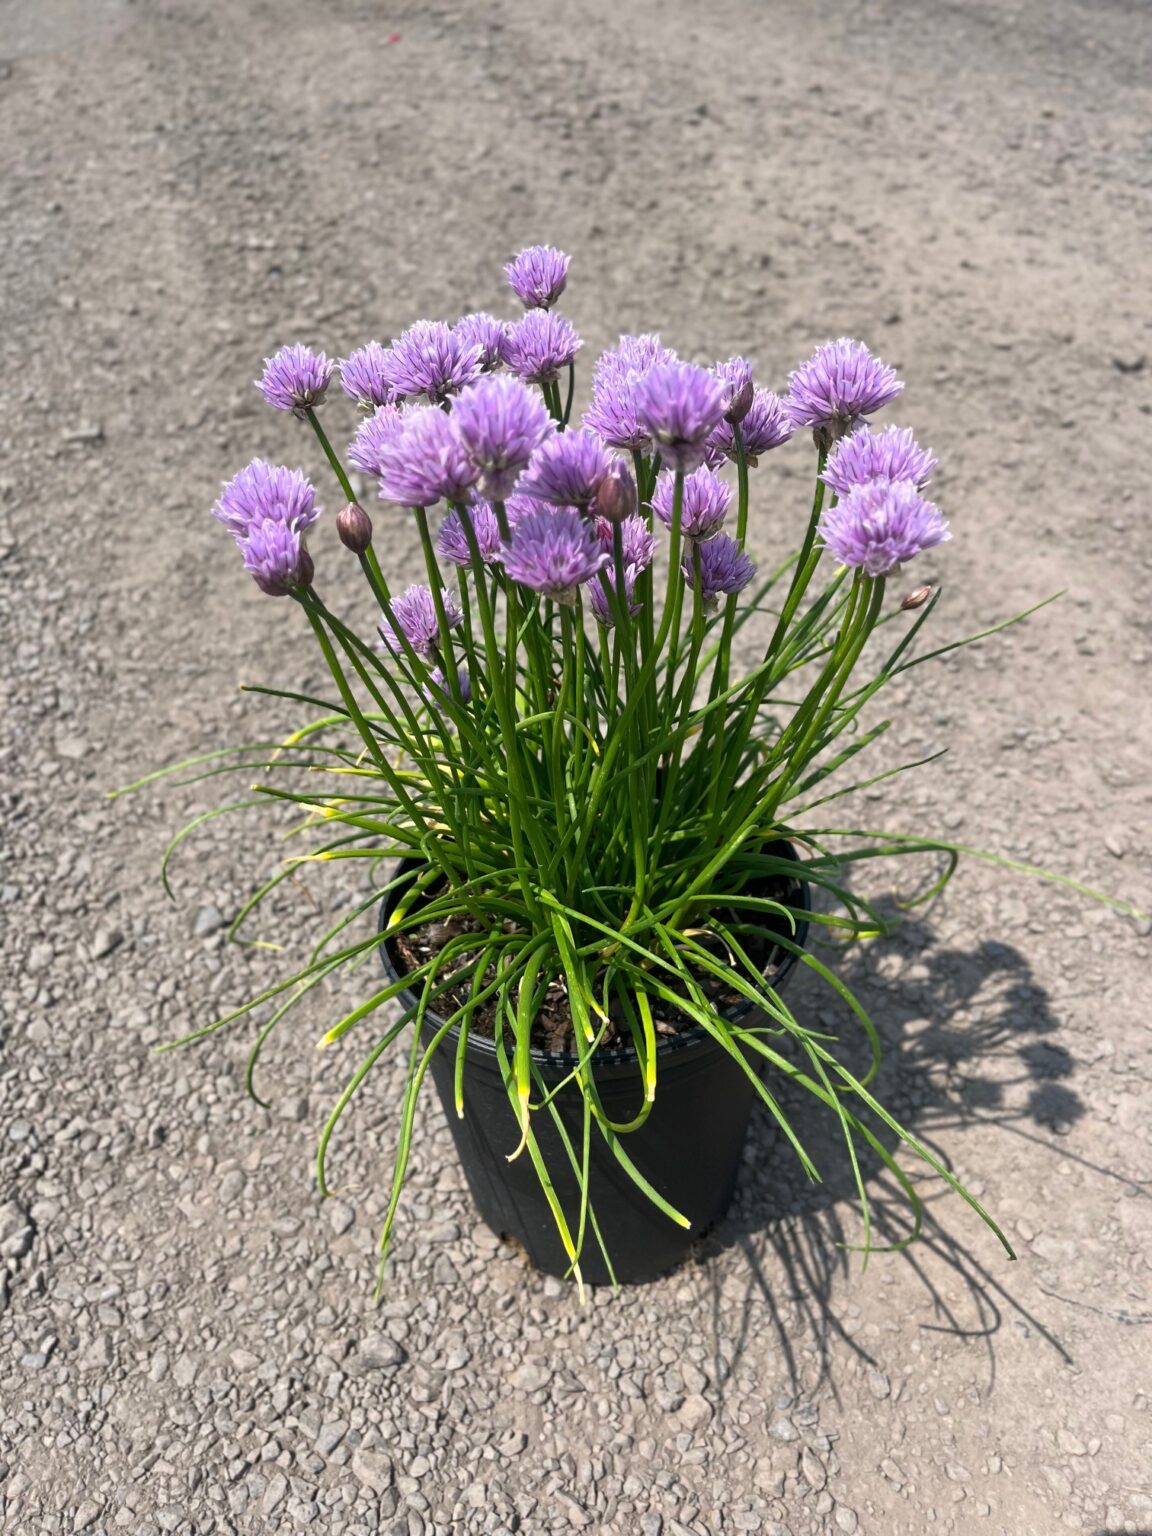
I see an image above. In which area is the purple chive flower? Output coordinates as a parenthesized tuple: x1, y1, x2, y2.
(583, 334, 680, 452)
(821, 424, 938, 498)
(681, 533, 756, 611)
(504, 309, 582, 385)
(817, 479, 950, 577)
(505, 244, 571, 309)
(423, 666, 472, 711)
(454, 312, 510, 372)
(346, 403, 407, 476)
(380, 584, 464, 659)
(376, 406, 479, 509)
(650, 464, 731, 542)
(438, 501, 503, 567)
(708, 387, 793, 465)
(713, 356, 755, 422)
(588, 565, 642, 628)
(382, 320, 482, 404)
(213, 459, 320, 539)
(787, 338, 903, 441)
(339, 342, 399, 409)
(502, 505, 607, 603)
(595, 513, 656, 571)
(452, 373, 555, 500)
(256, 344, 333, 417)
(239, 519, 314, 597)
(634, 361, 728, 474)
(518, 428, 613, 509)
(505, 490, 552, 529)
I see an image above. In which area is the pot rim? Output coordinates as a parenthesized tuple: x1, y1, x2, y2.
(378, 838, 811, 1069)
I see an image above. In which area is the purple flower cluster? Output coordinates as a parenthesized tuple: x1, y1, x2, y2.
(650, 464, 730, 542)
(383, 320, 482, 404)
(583, 334, 679, 452)
(380, 584, 464, 659)
(588, 565, 642, 628)
(634, 361, 727, 473)
(422, 666, 472, 712)
(338, 342, 397, 410)
(787, 339, 902, 440)
(256, 344, 333, 417)
(213, 459, 319, 538)
(505, 310, 582, 384)
(713, 357, 755, 423)
(452, 374, 554, 500)
(213, 459, 320, 597)
(376, 406, 479, 509)
(502, 505, 607, 603)
(505, 245, 570, 309)
(454, 313, 509, 372)
(519, 428, 613, 509)
(346, 404, 407, 477)
(821, 425, 937, 499)
(708, 387, 792, 465)
(438, 501, 503, 567)
(595, 513, 655, 571)
(817, 479, 949, 577)
(681, 534, 756, 612)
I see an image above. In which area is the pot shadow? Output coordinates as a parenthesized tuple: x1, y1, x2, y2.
(696, 901, 1141, 1401)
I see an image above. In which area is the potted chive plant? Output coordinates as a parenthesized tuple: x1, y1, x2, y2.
(130, 245, 1141, 1294)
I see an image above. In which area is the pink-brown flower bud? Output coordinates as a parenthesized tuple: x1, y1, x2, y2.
(725, 377, 754, 425)
(336, 501, 373, 554)
(900, 584, 934, 611)
(594, 461, 636, 525)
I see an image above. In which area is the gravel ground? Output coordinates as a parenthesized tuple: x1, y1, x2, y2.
(3, 1, 1152, 1533)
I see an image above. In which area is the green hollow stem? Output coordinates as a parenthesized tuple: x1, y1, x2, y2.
(306, 408, 357, 505)
(413, 507, 464, 701)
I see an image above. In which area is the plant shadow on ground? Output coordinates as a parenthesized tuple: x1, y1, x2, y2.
(696, 897, 1138, 1400)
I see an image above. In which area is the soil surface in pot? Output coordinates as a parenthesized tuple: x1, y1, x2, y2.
(390, 873, 802, 1055)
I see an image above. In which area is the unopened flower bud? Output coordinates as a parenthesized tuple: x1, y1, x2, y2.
(336, 501, 373, 554)
(296, 545, 315, 590)
(725, 376, 754, 425)
(595, 461, 636, 525)
(900, 584, 933, 610)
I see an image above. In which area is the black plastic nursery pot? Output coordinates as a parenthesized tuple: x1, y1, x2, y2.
(378, 843, 811, 1286)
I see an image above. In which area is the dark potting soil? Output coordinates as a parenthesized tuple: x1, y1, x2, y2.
(389, 877, 798, 1056)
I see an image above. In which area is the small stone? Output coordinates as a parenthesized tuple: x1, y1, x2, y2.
(1113, 354, 1147, 374)
(73, 1503, 101, 1532)
(834, 1508, 859, 1534)
(316, 1419, 349, 1457)
(351, 1446, 394, 1494)
(230, 1348, 259, 1371)
(63, 420, 105, 443)
(554, 1491, 592, 1528)
(801, 1447, 827, 1490)
(945, 1462, 972, 1483)
(350, 1333, 406, 1372)
(327, 1200, 355, 1236)
(1103, 832, 1126, 858)
(55, 733, 89, 759)
(90, 926, 124, 959)
(1057, 1428, 1087, 1456)
(262, 1473, 288, 1516)
(510, 1360, 552, 1392)
(157, 1506, 186, 1533)
(769, 1419, 799, 1443)
(867, 1368, 891, 1400)
(676, 1395, 714, 1432)
(0, 1201, 33, 1260)
(640, 1516, 664, 1536)
(194, 904, 226, 937)
(79, 1334, 113, 1370)
(278, 1094, 309, 1123)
